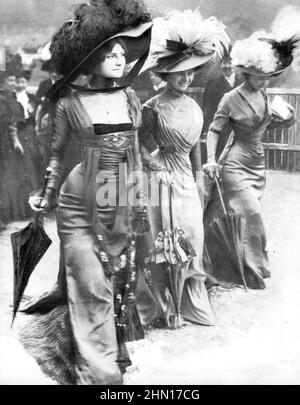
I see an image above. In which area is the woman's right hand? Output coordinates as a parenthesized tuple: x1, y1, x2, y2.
(156, 169, 173, 185)
(28, 193, 51, 213)
(203, 162, 222, 180)
(35, 124, 41, 137)
(13, 139, 24, 155)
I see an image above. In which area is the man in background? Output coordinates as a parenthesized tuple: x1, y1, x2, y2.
(148, 71, 167, 98)
(201, 58, 242, 162)
(35, 60, 59, 169)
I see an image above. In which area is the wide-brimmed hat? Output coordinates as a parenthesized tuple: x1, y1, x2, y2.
(48, 0, 152, 101)
(231, 36, 292, 77)
(69, 21, 152, 79)
(233, 64, 288, 77)
(48, 22, 152, 101)
(231, 6, 300, 77)
(143, 9, 230, 74)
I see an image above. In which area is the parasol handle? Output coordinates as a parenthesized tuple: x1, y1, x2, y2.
(169, 183, 174, 231)
(214, 176, 228, 216)
(34, 168, 53, 225)
(159, 178, 174, 231)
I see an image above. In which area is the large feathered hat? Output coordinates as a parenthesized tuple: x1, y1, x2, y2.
(143, 9, 230, 74)
(48, 0, 152, 100)
(231, 6, 300, 77)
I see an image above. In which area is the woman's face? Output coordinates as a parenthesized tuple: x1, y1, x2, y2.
(4, 75, 16, 91)
(166, 69, 195, 92)
(15, 77, 28, 92)
(247, 74, 270, 91)
(92, 43, 126, 79)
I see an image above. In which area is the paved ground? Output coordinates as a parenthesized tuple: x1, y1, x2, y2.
(1, 171, 300, 385)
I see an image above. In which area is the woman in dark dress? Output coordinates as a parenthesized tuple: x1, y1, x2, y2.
(0, 71, 24, 226)
(13, 70, 42, 219)
(203, 32, 297, 289)
(22, 0, 153, 385)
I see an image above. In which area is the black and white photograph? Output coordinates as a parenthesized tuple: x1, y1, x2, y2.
(0, 0, 300, 387)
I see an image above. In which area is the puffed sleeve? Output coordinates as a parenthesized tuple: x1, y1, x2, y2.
(46, 99, 71, 191)
(208, 95, 232, 136)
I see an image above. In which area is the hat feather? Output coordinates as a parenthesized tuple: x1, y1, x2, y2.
(231, 31, 278, 73)
(144, 9, 230, 72)
(270, 6, 300, 71)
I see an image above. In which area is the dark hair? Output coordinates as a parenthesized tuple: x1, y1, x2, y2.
(41, 59, 56, 73)
(81, 38, 127, 75)
(16, 70, 32, 81)
(154, 72, 168, 81)
(50, 0, 150, 77)
(241, 72, 250, 81)
(242, 72, 273, 81)
(155, 68, 196, 81)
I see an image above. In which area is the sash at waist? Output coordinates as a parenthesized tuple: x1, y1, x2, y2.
(233, 129, 266, 156)
(79, 129, 137, 239)
(236, 139, 264, 156)
(78, 130, 136, 150)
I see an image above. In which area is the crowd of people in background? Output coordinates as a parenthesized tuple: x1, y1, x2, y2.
(0, 41, 295, 235)
(0, 46, 173, 234)
(0, 45, 238, 233)
(0, 54, 65, 230)
(1, 0, 300, 386)
(0, 46, 182, 234)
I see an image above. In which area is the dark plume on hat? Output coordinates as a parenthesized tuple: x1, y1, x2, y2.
(50, 0, 151, 77)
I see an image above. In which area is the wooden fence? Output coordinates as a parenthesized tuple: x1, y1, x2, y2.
(263, 88, 300, 172)
(186, 87, 300, 172)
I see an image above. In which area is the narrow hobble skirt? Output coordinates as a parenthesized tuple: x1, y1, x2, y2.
(56, 163, 122, 384)
(204, 142, 270, 289)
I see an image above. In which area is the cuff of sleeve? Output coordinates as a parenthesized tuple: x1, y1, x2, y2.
(209, 127, 223, 136)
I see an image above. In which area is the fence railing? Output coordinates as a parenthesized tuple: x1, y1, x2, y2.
(186, 87, 300, 172)
(263, 88, 300, 172)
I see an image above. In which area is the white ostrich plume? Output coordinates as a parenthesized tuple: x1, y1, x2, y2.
(231, 31, 278, 73)
(270, 5, 300, 71)
(143, 8, 230, 71)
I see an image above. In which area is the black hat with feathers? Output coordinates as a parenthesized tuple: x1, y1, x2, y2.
(231, 6, 300, 77)
(265, 5, 300, 73)
(49, 0, 151, 88)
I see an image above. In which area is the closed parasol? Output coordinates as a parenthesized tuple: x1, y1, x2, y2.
(11, 169, 53, 326)
(207, 178, 247, 290)
(151, 181, 196, 328)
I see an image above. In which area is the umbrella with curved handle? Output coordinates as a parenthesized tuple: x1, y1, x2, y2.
(208, 177, 247, 291)
(158, 181, 196, 327)
(11, 169, 53, 326)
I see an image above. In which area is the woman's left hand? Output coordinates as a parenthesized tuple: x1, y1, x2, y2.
(284, 105, 296, 128)
(13, 139, 24, 155)
(156, 169, 173, 185)
(272, 105, 296, 129)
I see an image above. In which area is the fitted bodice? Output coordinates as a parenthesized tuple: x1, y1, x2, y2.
(89, 123, 135, 173)
(209, 85, 271, 156)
